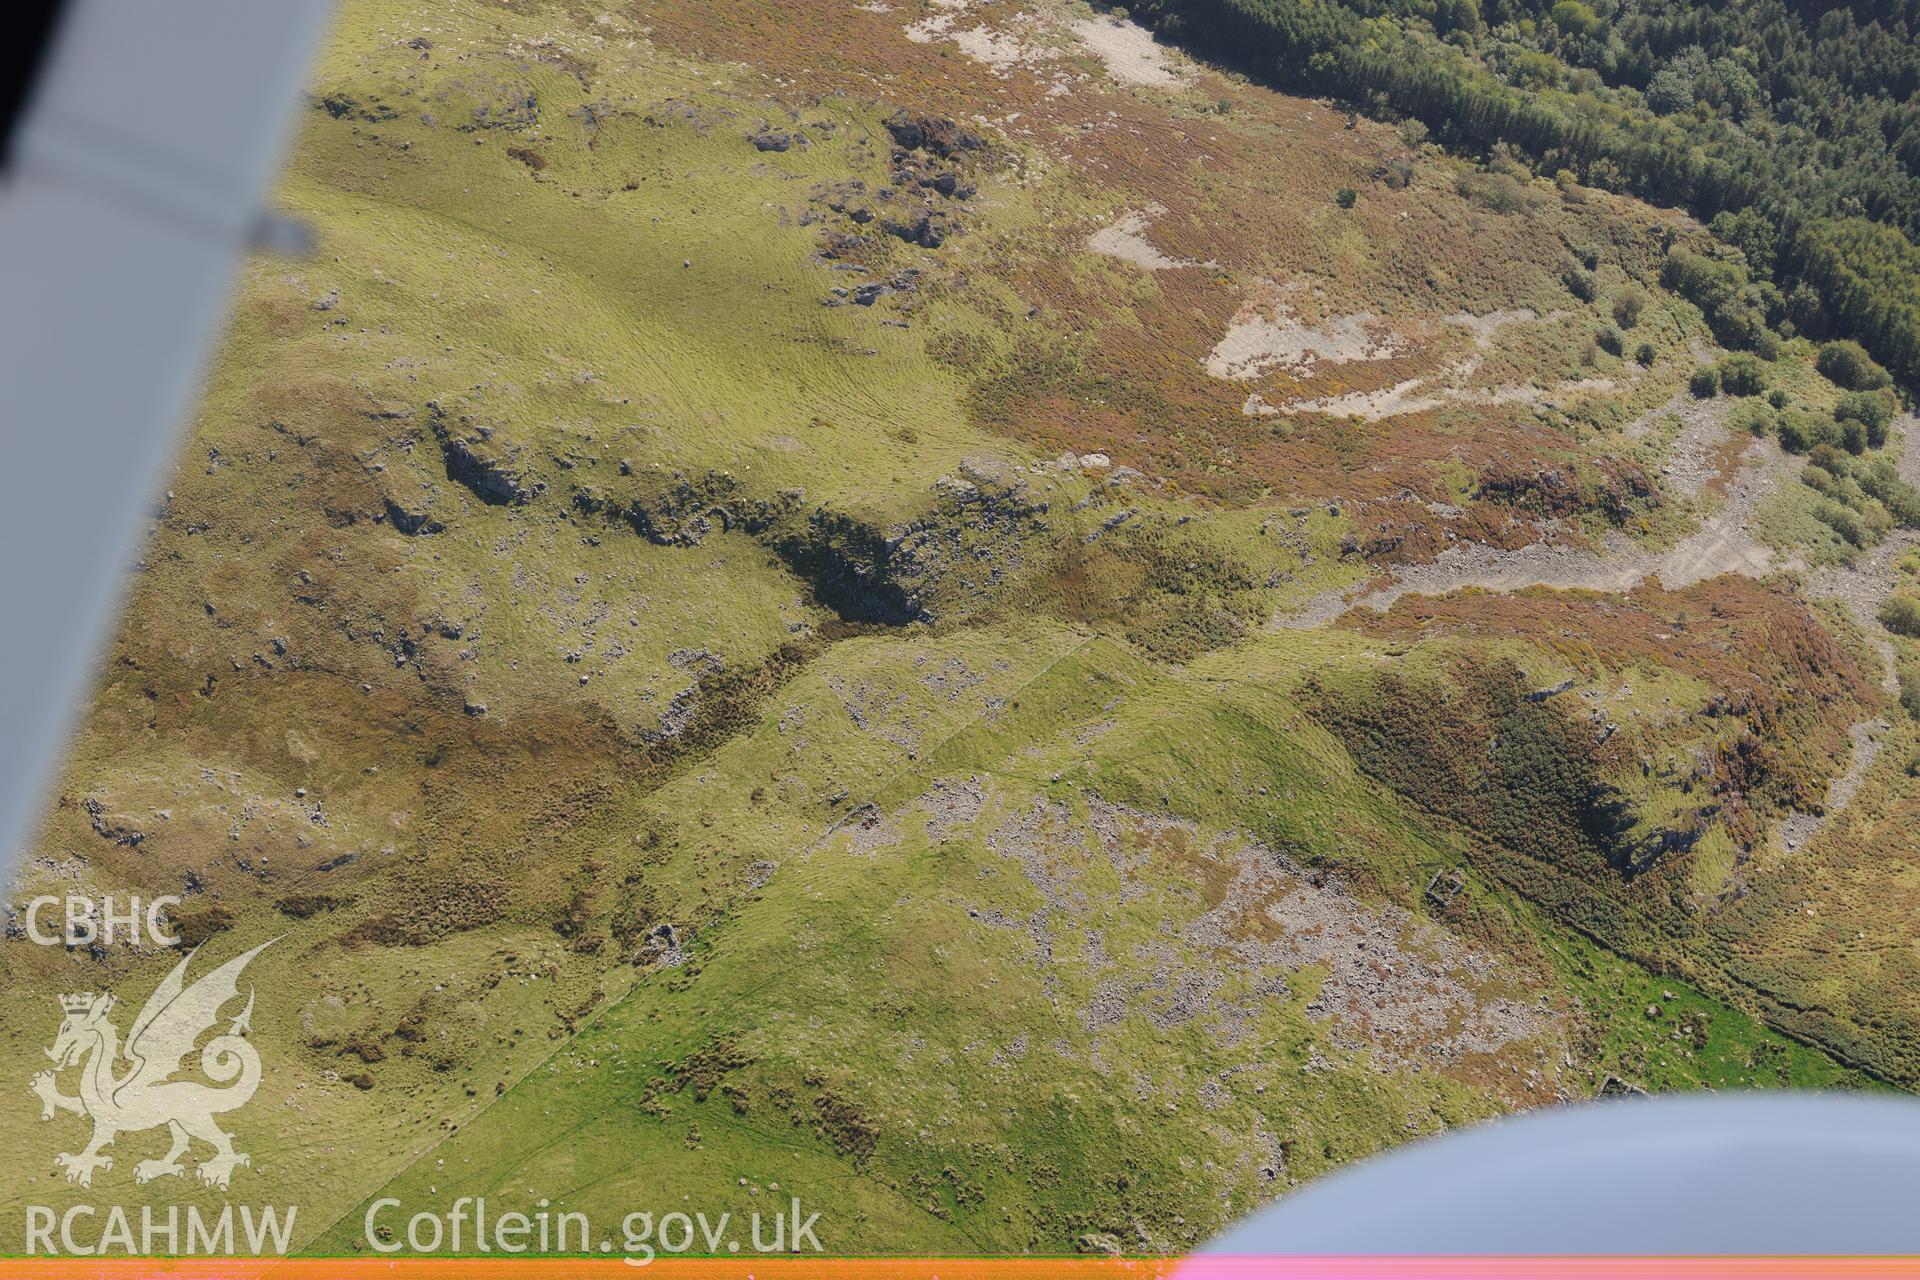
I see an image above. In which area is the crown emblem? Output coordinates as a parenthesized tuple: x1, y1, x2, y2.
(58, 993, 105, 1013)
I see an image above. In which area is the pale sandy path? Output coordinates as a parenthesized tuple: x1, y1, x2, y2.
(1279, 405, 1793, 629)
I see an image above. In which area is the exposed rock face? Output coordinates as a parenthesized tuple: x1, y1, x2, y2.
(572, 466, 1050, 625)
(1616, 810, 1715, 875)
(875, 472, 1051, 623)
(382, 495, 443, 535)
(428, 402, 544, 505)
(572, 470, 778, 547)
(883, 109, 983, 158)
(85, 797, 144, 847)
(882, 208, 953, 249)
(807, 108, 984, 259)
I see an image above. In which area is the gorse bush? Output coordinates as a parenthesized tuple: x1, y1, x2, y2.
(1838, 416, 1869, 456)
(1813, 500, 1870, 548)
(1458, 168, 1542, 215)
(1799, 447, 1920, 535)
(1857, 458, 1920, 525)
(1881, 594, 1920, 639)
(1716, 352, 1768, 397)
(1835, 391, 1897, 449)
(1728, 398, 1774, 438)
(1776, 408, 1832, 454)
(1817, 340, 1893, 392)
(1902, 666, 1920, 722)
(1664, 250, 1782, 359)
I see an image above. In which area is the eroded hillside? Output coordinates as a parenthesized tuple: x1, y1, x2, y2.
(5, 0, 1919, 1257)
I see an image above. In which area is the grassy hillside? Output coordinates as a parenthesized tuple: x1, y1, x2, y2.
(2, 0, 1916, 1260)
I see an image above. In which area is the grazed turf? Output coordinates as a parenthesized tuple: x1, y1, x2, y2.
(1, 0, 1912, 1260)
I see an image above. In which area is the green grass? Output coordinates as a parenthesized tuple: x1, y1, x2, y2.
(2, 0, 1912, 1260)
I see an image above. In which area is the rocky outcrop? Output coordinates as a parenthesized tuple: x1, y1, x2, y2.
(879, 112, 979, 249)
(807, 109, 985, 261)
(765, 507, 925, 624)
(873, 472, 1051, 622)
(882, 110, 983, 158)
(85, 796, 145, 847)
(572, 465, 1050, 626)
(882, 208, 954, 249)
(571, 469, 797, 547)
(748, 126, 799, 152)
(428, 402, 544, 505)
(1615, 809, 1716, 875)
(315, 91, 398, 122)
(381, 494, 443, 535)
(1476, 454, 1657, 525)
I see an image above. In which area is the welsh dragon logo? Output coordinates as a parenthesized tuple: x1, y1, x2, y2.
(29, 940, 272, 1190)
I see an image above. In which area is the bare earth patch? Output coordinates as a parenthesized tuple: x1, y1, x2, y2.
(1273, 376, 1619, 421)
(1442, 308, 1545, 349)
(1068, 15, 1187, 87)
(1279, 379, 1442, 420)
(1086, 205, 1210, 271)
(1638, 391, 1736, 498)
(905, 1, 1190, 91)
(1206, 295, 1400, 381)
(1225, 305, 1613, 420)
(905, 0, 1049, 72)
